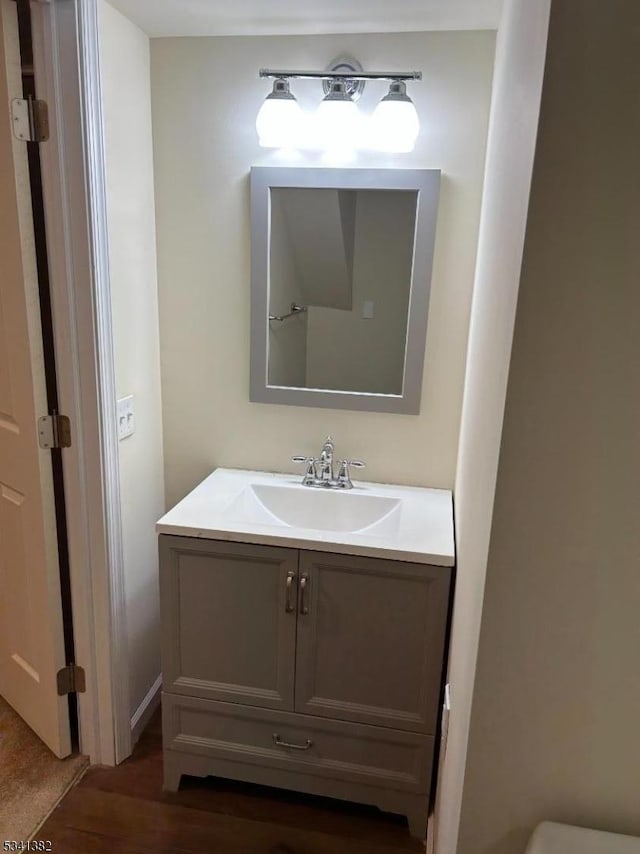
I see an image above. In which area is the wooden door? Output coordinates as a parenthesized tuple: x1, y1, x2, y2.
(0, 0, 71, 757)
(295, 551, 450, 734)
(159, 536, 298, 710)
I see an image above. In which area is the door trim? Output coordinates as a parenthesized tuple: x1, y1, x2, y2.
(29, 0, 130, 764)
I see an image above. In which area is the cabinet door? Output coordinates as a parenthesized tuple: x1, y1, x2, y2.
(295, 551, 450, 733)
(160, 536, 298, 710)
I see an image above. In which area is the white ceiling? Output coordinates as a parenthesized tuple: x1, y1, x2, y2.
(109, 0, 504, 38)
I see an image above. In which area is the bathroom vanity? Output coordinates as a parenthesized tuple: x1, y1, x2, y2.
(157, 468, 454, 838)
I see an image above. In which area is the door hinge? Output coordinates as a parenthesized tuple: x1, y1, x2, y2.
(11, 96, 49, 142)
(57, 664, 86, 696)
(38, 413, 72, 449)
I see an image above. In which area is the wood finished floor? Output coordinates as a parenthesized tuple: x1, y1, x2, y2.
(39, 709, 424, 852)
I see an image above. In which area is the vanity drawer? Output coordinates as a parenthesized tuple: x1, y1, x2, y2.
(162, 691, 434, 795)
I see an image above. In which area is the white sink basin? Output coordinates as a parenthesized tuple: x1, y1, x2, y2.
(157, 468, 455, 566)
(221, 482, 401, 534)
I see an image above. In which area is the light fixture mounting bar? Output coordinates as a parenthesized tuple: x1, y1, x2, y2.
(259, 69, 422, 82)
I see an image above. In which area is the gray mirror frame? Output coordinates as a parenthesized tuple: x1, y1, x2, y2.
(249, 166, 441, 414)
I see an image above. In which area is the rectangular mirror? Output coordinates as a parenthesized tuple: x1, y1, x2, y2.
(250, 167, 440, 414)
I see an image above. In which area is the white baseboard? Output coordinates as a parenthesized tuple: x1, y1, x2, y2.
(130, 674, 162, 746)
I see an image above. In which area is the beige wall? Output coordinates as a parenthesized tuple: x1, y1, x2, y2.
(458, 1, 640, 851)
(434, 1, 551, 851)
(100, 1, 165, 718)
(150, 31, 495, 507)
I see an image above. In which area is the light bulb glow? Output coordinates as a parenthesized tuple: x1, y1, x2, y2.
(256, 99, 304, 148)
(256, 78, 304, 148)
(314, 83, 362, 152)
(369, 82, 420, 153)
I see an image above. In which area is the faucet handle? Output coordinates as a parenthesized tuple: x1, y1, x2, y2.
(335, 459, 366, 489)
(292, 456, 317, 485)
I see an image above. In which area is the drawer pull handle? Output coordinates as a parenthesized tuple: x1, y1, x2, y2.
(273, 733, 313, 751)
(300, 573, 309, 615)
(285, 570, 296, 613)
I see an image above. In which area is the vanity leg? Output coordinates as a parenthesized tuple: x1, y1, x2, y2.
(407, 805, 429, 841)
(163, 756, 182, 792)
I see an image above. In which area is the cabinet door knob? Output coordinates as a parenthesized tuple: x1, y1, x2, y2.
(299, 572, 309, 615)
(273, 733, 313, 751)
(285, 570, 296, 613)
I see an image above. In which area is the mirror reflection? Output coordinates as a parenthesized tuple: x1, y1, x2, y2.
(268, 188, 418, 395)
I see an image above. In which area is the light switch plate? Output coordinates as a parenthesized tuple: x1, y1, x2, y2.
(362, 300, 374, 319)
(117, 395, 135, 440)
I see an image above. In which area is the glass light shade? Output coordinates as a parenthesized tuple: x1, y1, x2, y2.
(314, 81, 362, 151)
(256, 79, 304, 148)
(370, 83, 420, 153)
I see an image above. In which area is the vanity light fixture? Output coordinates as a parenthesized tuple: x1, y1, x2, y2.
(256, 60, 422, 153)
(255, 77, 303, 148)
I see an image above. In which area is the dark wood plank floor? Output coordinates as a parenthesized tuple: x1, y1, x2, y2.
(39, 709, 425, 852)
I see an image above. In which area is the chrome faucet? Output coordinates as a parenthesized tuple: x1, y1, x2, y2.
(318, 436, 335, 483)
(292, 436, 365, 489)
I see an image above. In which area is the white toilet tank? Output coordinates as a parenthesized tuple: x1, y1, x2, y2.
(527, 822, 640, 854)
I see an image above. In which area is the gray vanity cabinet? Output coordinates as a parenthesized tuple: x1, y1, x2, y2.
(294, 551, 450, 734)
(159, 534, 451, 839)
(159, 537, 298, 710)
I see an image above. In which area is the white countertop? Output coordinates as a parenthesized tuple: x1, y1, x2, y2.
(157, 468, 455, 566)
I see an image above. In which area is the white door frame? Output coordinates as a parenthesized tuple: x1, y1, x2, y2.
(29, 0, 131, 765)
